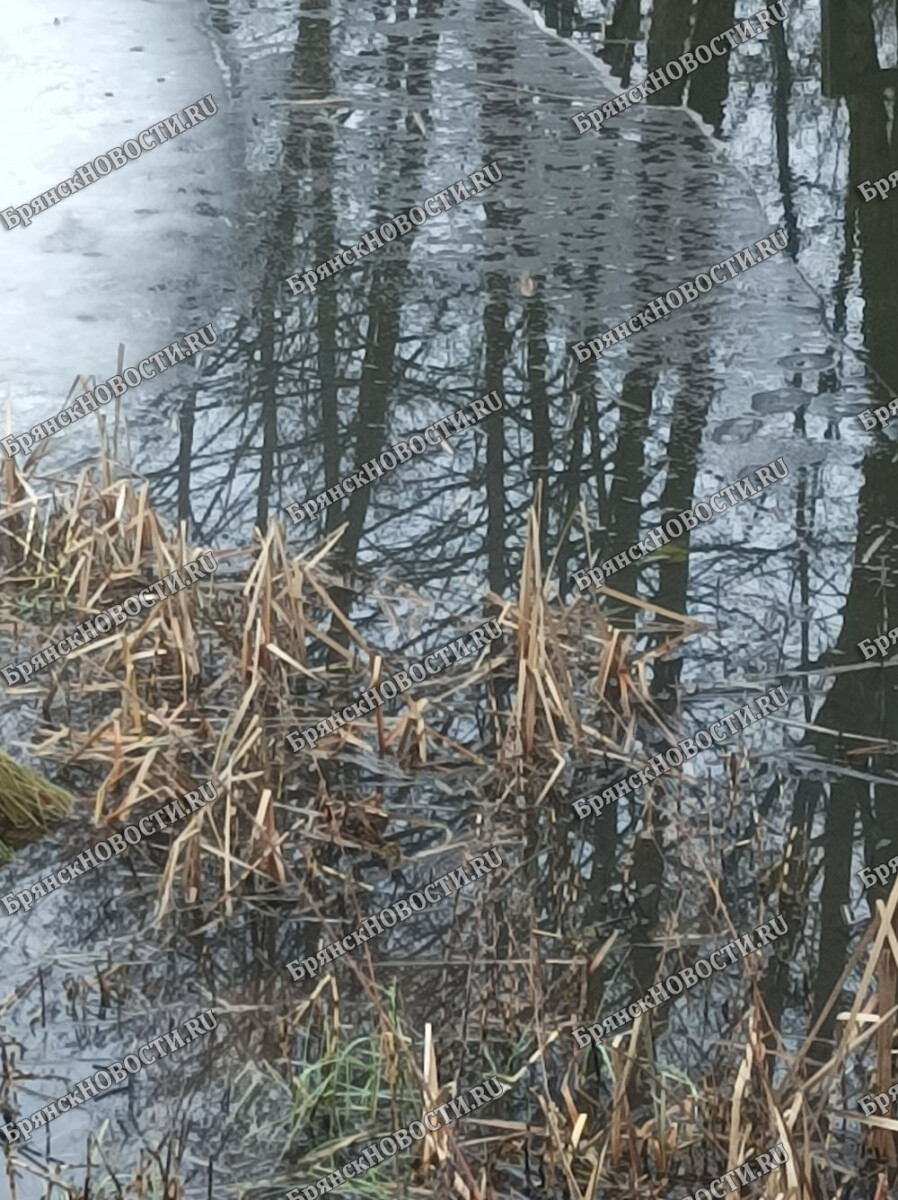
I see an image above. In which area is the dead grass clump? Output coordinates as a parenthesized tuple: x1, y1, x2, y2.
(0, 750, 71, 861)
(0, 453, 692, 913)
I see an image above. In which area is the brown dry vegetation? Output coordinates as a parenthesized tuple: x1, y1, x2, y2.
(0, 453, 894, 1200)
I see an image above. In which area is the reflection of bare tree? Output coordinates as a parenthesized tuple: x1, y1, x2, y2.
(177, 381, 198, 528)
(263, 0, 338, 537)
(24, 0, 898, 1192)
(768, 16, 798, 257)
(483, 274, 510, 597)
(527, 289, 551, 560)
(771, 9, 898, 1066)
(338, 0, 444, 575)
(822, 0, 879, 99)
(339, 260, 416, 568)
(849, 104, 898, 390)
(166, 0, 334, 540)
(605, 366, 656, 603)
(688, 0, 736, 136)
(205, 0, 235, 37)
(297, 0, 342, 539)
(651, 378, 714, 698)
(786, 443, 898, 1068)
(646, 0, 694, 106)
(602, 0, 642, 85)
(555, 372, 592, 602)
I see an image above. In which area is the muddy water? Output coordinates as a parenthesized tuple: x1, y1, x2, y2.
(3, 0, 898, 1194)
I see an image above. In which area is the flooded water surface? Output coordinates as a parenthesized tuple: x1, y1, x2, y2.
(3, 0, 898, 1196)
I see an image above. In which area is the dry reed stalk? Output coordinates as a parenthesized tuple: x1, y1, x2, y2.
(875, 896, 898, 1164)
(498, 488, 699, 772)
(0, 452, 704, 1014)
(556, 863, 898, 1200)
